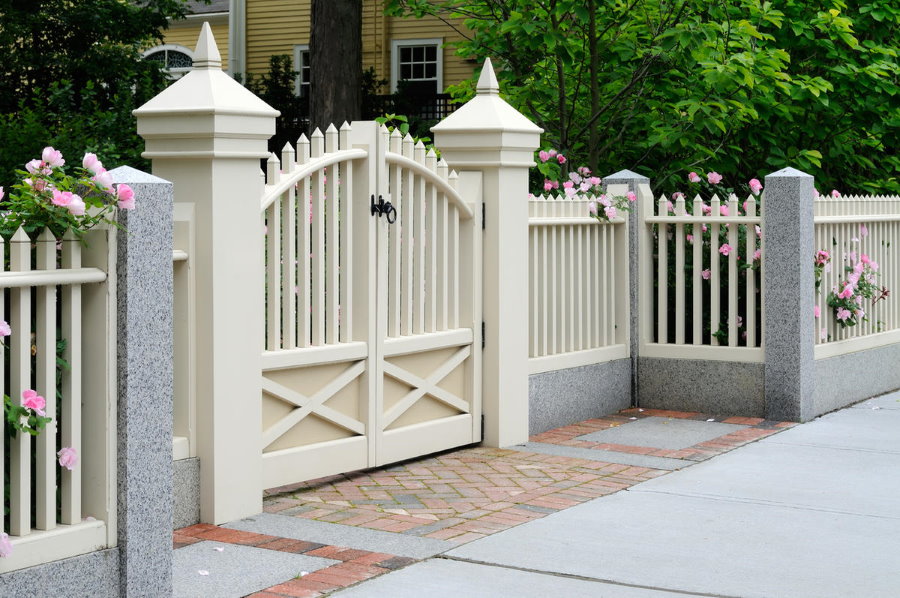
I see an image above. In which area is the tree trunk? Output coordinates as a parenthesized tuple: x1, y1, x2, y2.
(309, 0, 362, 133)
(587, 0, 600, 173)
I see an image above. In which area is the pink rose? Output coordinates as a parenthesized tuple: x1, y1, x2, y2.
(815, 250, 830, 265)
(626, 191, 636, 202)
(22, 389, 46, 416)
(58, 447, 78, 471)
(569, 172, 582, 184)
(688, 172, 701, 183)
(701, 269, 711, 280)
(93, 169, 114, 192)
(686, 234, 693, 243)
(579, 182, 591, 192)
(707, 172, 723, 185)
(836, 307, 851, 321)
(666, 201, 674, 213)
(564, 186, 577, 197)
(116, 184, 136, 210)
(538, 151, 550, 162)
(814, 305, 821, 318)
(25, 159, 43, 174)
(0, 532, 12, 558)
(860, 253, 871, 265)
(82, 152, 104, 174)
(719, 205, 729, 217)
(749, 178, 763, 196)
(562, 181, 574, 190)
(860, 224, 868, 238)
(0, 187, 4, 202)
(701, 203, 712, 215)
(557, 154, 566, 164)
(548, 149, 557, 157)
(838, 283, 854, 299)
(42, 146, 65, 167)
(68, 195, 86, 216)
(831, 189, 841, 198)
(755, 225, 762, 237)
(51, 189, 74, 207)
(588, 201, 598, 215)
(588, 176, 601, 186)
(543, 180, 553, 192)
(604, 206, 617, 219)
(578, 166, 591, 176)
(0, 320, 10, 337)
(753, 249, 761, 261)
(719, 244, 733, 256)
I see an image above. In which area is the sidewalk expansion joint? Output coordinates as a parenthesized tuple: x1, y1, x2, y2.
(435, 554, 745, 598)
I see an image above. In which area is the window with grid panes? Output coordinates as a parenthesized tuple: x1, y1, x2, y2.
(397, 43, 439, 95)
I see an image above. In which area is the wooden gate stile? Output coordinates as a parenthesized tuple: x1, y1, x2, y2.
(259, 121, 481, 489)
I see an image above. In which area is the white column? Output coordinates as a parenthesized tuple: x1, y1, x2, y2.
(135, 23, 278, 523)
(433, 59, 542, 447)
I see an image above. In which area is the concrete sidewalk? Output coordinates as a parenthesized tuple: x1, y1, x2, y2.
(173, 394, 900, 597)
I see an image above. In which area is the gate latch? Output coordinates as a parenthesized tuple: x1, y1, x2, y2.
(371, 195, 397, 224)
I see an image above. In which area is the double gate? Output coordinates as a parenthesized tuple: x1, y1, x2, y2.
(258, 121, 482, 489)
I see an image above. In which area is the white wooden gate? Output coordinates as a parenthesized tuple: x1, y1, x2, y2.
(258, 121, 482, 489)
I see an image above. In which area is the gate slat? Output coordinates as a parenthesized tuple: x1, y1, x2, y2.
(10, 227, 32, 536)
(388, 129, 402, 338)
(311, 129, 326, 346)
(35, 230, 57, 531)
(60, 231, 81, 524)
(297, 134, 311, 347)
(401, 134, 415, 336)
(339, 123, 352, 343)
(424, 144, 437, 333)
(436, 154, 449, 331)
(326, 125, 340, 344)
(414, 143, 427, 334)
(281, 144, 297, 349)
(266, 153, 282, 350)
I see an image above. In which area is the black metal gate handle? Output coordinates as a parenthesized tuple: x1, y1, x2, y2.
(371, 195, 397, 224)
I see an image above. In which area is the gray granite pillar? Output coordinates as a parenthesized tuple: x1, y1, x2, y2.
(762, 167, 815, 421)
(603, 169, 650, 406)
(110, 166, 174, 596)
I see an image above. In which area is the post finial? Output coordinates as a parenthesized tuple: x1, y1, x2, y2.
(476, 58, 500, 96)
(193, 22, 222, 70)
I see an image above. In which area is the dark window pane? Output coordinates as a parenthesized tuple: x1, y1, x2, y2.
(425, 46, 437, 61)
(401, 64, 412, 79)
(168, 51, 193, 69)
(145, 51, 165, 64)
(425, 63, 436, 78)
(401, 47, 411, 62)
(413, 46, 424, 61)
(413, 64, 424, 79)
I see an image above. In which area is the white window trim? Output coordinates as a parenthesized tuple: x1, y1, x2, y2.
(390, 38, 443, 93)
(143, 44, 195, 78)
(293, 44, 310, 97)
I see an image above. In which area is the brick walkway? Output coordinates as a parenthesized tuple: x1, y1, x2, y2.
(174, 408, 795, 597)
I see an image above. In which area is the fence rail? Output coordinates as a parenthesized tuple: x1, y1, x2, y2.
(1, 228, 115, 573)
(528, 189, 629, 374)
(814, 194, 900, 358)
(639, 184, 763, 362)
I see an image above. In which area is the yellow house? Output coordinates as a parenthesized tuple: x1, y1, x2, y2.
(151, 0, 475, 100)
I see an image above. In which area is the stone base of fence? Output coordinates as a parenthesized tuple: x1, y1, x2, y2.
(0, 549, 119, 596)
(528, 359, 631, 435)
(814, 345, 900, 416)
(638, 358, 765, 417)
(174, 458, 201, 529)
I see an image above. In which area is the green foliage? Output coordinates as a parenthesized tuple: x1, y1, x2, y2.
(0, 0, 200, 182)
(385, 0, 900, 194)
(244, 54, 307, 150)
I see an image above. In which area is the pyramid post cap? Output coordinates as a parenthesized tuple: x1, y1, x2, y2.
(766, 166, 813, 179)
(476, 58, 500, 96)
(603, 169, 649, 182)
(193, 23, 222, 70)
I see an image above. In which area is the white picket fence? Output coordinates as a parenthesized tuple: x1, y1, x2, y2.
(638, 183, 763, 362)
(528, 186, 630, 374)
(0, 228, 115, 573)
(814, 194, 900, 358)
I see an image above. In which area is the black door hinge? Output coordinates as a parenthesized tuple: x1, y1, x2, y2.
(481, 321, 485, 349)
(482, 203, 486, 230)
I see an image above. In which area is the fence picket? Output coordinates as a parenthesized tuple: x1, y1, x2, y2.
(326, 124, 340, 344)
(35, 230, 57, 531)
(281, 143, 297, 349)
(266, 153, 282, 350)
(311, 128, 326, 345)
(339, 122, 353, 342)
(709, 195, 721, 346)
(60, 231, 82, 524)
(400, 134, 414, 336)
(10, 227, 32, 536)
(297, 134, 311, 347)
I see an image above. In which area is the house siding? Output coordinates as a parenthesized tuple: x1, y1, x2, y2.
(162, 19, 231, 71)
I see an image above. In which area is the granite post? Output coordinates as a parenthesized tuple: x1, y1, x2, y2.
(110, 166, 175, 596)
(604, 169, 650, 406)
(762, 167, 816, 421)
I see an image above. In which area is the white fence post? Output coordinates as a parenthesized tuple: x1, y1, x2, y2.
(135, 23, 277, 523)
(763, 167, 816, 421)
(433, 59, 542, 447)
